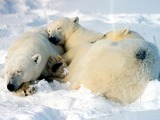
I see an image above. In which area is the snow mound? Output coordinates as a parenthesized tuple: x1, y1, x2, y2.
(1, 77, 160, 120)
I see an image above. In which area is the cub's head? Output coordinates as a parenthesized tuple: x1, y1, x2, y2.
(103, 28, 144, 41)
(4, 54, 42, 92)
(47, 17, 79, 45)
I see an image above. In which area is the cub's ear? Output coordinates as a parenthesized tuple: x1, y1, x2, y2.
(5, 56, 8, 60)
(72, 17, 79, 23)
(32, 54, 41, 64)
(102, 33, 107, 38)
(123, 28, 130, 35)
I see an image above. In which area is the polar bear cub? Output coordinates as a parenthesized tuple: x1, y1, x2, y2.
(47, 17, 104, 63)
(4, 27, 63, 94)
(66, 39, 160, 105)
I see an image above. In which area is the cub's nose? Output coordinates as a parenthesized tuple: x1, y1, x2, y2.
(136, 50, 146, 60)
(7, 83, 15, 91)
(49, 37, 61, 44)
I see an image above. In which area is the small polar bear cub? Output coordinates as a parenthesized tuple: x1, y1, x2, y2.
(67, 39, 160, 105)
(4, 27, 62, 95)
(47, 17, 103, 50)
(47, 17, 104, 64)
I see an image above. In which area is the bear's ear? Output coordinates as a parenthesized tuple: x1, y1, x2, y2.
(72, 17, 79, 24)
(32, 54, 41, 64)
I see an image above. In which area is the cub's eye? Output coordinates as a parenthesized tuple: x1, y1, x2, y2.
(57, 27, 62, 31)
(17, 70, 22, 73)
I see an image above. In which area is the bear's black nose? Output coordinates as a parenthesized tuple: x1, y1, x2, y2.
(7, 84, 15, 91)
(136, 50, 146, 60)
(49, 37, 61, 44)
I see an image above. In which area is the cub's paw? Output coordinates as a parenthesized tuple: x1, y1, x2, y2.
(46, 55, 68, 78)
(60, 67, 69, 78)
(52, 55, 68, 78)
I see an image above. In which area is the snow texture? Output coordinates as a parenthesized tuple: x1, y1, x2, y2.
(0, 0, 160, 120)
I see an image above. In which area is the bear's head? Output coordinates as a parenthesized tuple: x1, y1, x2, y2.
(4, 54, 41, 92)
(47, 17, 79, 45)
(103, 28, 144, 41)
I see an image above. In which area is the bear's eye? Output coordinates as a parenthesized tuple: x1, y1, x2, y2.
(57, 27, 62, 31)
(48, 30, 51, 33)
(103, 34, 107, 38)
(17, 70, 22, 74)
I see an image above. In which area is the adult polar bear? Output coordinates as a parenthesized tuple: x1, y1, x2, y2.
(4, 27, 63, 93)
(47, 17, 104, 64)
(66, 38, 160, 105)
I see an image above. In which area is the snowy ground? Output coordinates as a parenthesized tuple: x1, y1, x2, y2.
(1, 0, 160, 120)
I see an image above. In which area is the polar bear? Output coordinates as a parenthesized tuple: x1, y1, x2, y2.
(47, 17, 104, 63)
(103, 28, 144, 41)
(65, 39, 160, 105)
(4, 27, 64, 94)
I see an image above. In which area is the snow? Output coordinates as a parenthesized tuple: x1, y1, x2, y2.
(0, 0, 160, 119)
